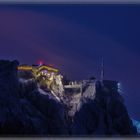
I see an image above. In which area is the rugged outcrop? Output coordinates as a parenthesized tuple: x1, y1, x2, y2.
(132, 119, 140, 134)
(72, 82, 137, 136)
(0, 60, 67, 135)
(0, 60, 138, 136)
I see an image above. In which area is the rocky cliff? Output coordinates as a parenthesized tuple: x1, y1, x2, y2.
(0, 60, 138, 136)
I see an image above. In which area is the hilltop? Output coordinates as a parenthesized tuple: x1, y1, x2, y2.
(0, 60, 138, 136)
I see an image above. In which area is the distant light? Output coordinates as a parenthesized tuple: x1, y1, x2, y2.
(37, 60, 44, 66)
(118, 82, 121, 87)
(18, 66, 32, 71)
(118, 82, 122, 93)
(43, 70, 48, 74)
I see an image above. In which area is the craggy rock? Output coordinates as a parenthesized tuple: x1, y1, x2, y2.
(72, 82, 137, 136)
(0, 60, 138, 136)
(132, 119, 140, 135)
(0, 60, 48, 135)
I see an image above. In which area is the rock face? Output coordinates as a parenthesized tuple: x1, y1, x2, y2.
(72, 81, 137, 136)
(132, 119, 140, 135)
(0, 60, 19, 98)
(0, 60, 67, 135)
(0, 60, 138, 136)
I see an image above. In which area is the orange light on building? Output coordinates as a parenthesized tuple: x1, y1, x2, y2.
(18, 66, 32, 71)
(38, 65, 58, 73)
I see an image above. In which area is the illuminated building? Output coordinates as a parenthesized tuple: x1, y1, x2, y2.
(18, 63, 60, 90)
(18, 64, 58, 73)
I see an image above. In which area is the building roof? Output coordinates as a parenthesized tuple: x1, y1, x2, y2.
(18, 64, 59, 73)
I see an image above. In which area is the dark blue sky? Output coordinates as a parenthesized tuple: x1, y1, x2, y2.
(0, 4, 140, 120)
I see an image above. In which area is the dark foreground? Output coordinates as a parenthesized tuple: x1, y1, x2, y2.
(0, 60, 138, 137)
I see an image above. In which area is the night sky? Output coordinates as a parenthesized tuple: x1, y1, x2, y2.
(0, 4, 140, 120)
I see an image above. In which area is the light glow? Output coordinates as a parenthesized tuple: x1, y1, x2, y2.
(18, 66, 32, 71)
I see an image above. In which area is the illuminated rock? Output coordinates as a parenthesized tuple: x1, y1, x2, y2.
(0, 60, 138, 136)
